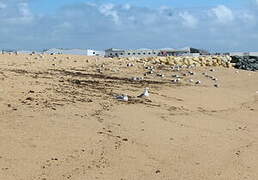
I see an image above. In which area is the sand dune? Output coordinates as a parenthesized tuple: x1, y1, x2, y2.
(0, 54, 257, 180)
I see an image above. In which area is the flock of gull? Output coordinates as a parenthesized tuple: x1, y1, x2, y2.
(115, 61, 220, 102)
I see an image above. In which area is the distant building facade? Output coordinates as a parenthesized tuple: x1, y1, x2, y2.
(43, 48, 104, 56)
(105, 47, 209, 58)
(105, 48, 162, 58)
(160, 47, 209, 57)
(17, 50, 41, 54)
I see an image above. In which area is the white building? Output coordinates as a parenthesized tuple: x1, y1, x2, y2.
(105, 47, 209, 58)
(17, 50, 41, 54)
(105, 48, 161, 58)
(43, 48, 104, 56)
(85, 49, 104, 56)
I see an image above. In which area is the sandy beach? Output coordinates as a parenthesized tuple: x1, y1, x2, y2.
(0, 53, 258, 180)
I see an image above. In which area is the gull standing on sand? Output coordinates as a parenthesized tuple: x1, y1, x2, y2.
(138, 88, 149, 98)
(195, 80, 201, 84)
(172, 78, 181, 83)
(116, 94, 129, 101)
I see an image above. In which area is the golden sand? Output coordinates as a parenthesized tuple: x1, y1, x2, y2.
(0, 54, 257, 180)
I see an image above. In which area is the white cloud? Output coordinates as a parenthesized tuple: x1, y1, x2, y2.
(123, 4, 131, 10)
(211, 5, 234, 24)
(0, 2, 6, 9)
(99, 3, 120, 24)
(179, 12, 198, 28)
(18, 2, 34, 22)
(0, 0, 33, 24)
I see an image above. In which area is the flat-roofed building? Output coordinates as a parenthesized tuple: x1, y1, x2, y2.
(43, 48, 104, 56)
(105, 47, 209, 58)
(160, 47, 209, 57)
(105, 48, 161, 58)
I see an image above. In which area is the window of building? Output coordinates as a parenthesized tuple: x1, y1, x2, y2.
(128, 53, 131, 55)
(110, 53, 113, 55)
(93, 52, 95, 54)
(133, 53, 136, 55)
(115, 53, 118, 56)
(120, 53, 123, 55)
(143, 52, 146, 55)
(148, 52, 151, 55)
(138, 53, 141, 55)
(153, 52, 156, 54)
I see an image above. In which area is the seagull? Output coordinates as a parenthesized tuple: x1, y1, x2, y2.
(138, 88, 149, 98)
(172, 78, 181, 83)
(132, 77, 138, 81)
(195, 80, 201, 84)
(116, 94, 128, 101)
(212, 77, 218, 81)
(157, 74, 165, 78)
(172, 74, 180, 78)
(189, 71, 195, 75)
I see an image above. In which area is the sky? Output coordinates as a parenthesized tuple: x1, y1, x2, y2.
(0, 0, 258, 52)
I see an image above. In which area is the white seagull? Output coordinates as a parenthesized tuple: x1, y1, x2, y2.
(116, 94, 128, 101)
(138, 88, 149, 98)
(172, 78, 181, 83)
(195, 80, 201, 84)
